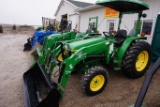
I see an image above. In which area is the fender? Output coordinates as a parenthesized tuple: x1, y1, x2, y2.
(117, 36, 147, 62)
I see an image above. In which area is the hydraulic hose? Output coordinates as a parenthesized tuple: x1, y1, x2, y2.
(134, 57, 160, 107)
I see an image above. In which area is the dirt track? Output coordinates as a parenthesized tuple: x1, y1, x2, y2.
(0, 26, 160, 107)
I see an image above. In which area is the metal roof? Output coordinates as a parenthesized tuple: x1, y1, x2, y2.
(55, 0, 94, 16)
(67, 0, 94, 8)
(75, 5, 102, 12)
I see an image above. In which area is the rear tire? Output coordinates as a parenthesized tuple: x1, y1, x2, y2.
(122, 40, 151, 78)
(82, 66, 109, 96)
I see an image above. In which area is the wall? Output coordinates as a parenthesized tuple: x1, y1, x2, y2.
(79, 5, 158, 35)
(55, 1, 76, 22)
(79, 7, 107, 33)
(120, 0, 160, 32)
(79, 0, 160, 44)
(69, 14, 80, 30)
(121, 0, 160, 32)
(55, 0, 160, 44)
(79, 7, 118, 33)
(142, 0, 160, 44)
(142, 0, 160, 19)
(119, 0, 160, 44)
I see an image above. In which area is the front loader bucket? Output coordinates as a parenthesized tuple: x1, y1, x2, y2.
(24, 42, 32, 51)
(23, 62, 61, 107)
(24, 38, 32, 51)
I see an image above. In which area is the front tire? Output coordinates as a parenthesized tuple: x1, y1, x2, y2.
(122, 41, 151, 78)
(82, 66, 109, 96)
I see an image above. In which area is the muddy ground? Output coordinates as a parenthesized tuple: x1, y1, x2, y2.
(0, 26, 160, 107)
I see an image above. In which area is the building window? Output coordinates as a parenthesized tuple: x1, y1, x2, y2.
(107, 20, 115, 32)
(109, 22, 114, 31)
(134, 19, 153, 35)
(141, 19, 153, 35)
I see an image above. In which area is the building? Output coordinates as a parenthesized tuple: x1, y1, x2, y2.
(76, 0, 160, 44)
(55, 0, 160, 44)
(54, 0, 93, 31)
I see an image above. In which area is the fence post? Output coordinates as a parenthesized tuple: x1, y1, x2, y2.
(13, 24, 16, 30)
(0, 25, 3, 33)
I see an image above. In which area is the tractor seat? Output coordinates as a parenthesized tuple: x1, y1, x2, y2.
(114, 29, 127, 46)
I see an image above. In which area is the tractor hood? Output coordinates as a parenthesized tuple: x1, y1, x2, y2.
(96, 0, 149, 12)
(68, 37, 107, 50)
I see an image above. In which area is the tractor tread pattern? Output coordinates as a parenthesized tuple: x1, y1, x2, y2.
(82, 66, 109, 96)
(122, 40, 151, 78)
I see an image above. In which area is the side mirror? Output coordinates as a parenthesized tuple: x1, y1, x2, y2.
(142, 13, 147, 18)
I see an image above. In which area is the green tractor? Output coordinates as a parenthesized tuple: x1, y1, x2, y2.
(23, 0, 152, 107)
(31, 17, 101, 65)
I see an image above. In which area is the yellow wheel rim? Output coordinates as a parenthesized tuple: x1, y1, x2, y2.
(136, 51, 149, 72)
(90, 75, 105, 92)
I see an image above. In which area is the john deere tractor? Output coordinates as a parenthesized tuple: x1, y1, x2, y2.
(31, 16, 101, 65)
(23, 0, 152, 107)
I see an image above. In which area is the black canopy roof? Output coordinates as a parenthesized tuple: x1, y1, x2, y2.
(96, 0, 149, 12)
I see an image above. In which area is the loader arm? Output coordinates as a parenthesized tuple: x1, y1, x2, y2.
(51, 40, 113, 96)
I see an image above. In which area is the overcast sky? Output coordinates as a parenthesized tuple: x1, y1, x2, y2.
(0, 0, 97, 25)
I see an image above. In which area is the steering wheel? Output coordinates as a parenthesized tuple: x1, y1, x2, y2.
(103, 31, 112, 38)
